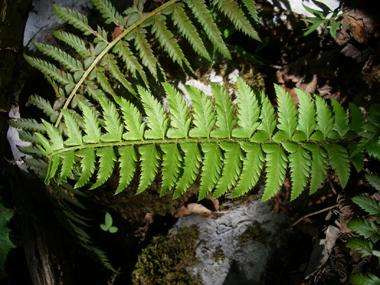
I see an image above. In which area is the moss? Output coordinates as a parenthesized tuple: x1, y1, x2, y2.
(132, 225, 201, 285)
(211, 246, 225, 264)
(239, 221, 272, 246)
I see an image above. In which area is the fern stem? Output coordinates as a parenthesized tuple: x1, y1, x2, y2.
(54, 0, 180, 128)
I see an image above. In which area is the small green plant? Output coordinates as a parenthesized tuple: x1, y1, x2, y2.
(346, 174, 380, 284)
(302, 4, 342, 38)
(100, 212, 118, 233)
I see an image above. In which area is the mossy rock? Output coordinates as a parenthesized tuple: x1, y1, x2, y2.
(132, 225, 201, 284)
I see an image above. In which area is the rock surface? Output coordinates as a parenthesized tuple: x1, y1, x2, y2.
(170, 188, 290, 285)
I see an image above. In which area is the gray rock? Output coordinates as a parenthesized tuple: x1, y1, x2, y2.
(170, 188, 290, 285)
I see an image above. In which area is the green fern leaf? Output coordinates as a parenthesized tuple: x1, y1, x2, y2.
(241, 0, 259, 22)
(79, 101, 101, 144)
(187, 85, 215, 138)
(251, 91, 276, 142)
(325, 144, 350, 188)
(213, 142, 243, 198)
(293, 88, 316, 141)
(53, 4, 94, 36)
(137, 144, 160, 194)
(366, 174, 380, 191)
(173, 143, 201, 199)
(26, 94, 58, 123)
(210, 83, 236, 138)
(183, 0, 231, 59)
(352, 196, 380, 215)
(54, 31, 93, 59)
(139, 86, 168, 139)
(113, 96, 145, 141)
(115, 146, 137, 194)
(133, 27, 163, 81)
(104, 54, 137, 96)
(163, 83, 190, 138)
(331, 99, 349, 137)
(18, 131, 41, 145)
(8, 118, 46, 133)
(24, 55, 75, 87)
(34, 42, 84, 74)
(59, 150, 76, 180)
(92, 0, 124, 27)
(160, 144, 182, 196)
(261, 144, 287, 201)
(113, 40, 148, 87)
(212, 0, 260, 41)
(199, 143, 223, 200)
(62, 110, 83, 146)
(34, 133, 52, 155)
(75, 148, 96, 188)
(90, 147, 117, 189)
(24, 157, 48, 169)
(152, 14, 194, 73)
(95, 67, 117, 96)
(232, 77, 260, 138)
(272, 84, 297, 141)
(284, 142, 311, 200)
(312, 95, 333, 140)
(41, 119, 64, 151)
(171, 2, 211, 61)
(97, 96, 123, 142)
(303, 143, 328, 194)
(231, 143, 264, 198)
(45, 155, 61, 182)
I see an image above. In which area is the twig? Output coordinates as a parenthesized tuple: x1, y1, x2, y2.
(291, 204, 339, 227)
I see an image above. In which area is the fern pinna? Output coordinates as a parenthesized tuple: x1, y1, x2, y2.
(11, 77, 380, 202)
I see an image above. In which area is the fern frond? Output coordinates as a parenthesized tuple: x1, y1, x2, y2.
(272, 84, 297, 141)
(92, 0, 125, 27)
(115, 145, 137, 194)
(210, 83, 236, 138)
(232, 77, 260, 138)
(331, 99, 349, 137)
(137, 144, 160, 194)
(53, 31, 93, 59)
(230, 143, 264, 198)
(187, 85, 215, 138)
(19, 78, 368, 202)
(241, 0, 259, 22)
(171, 2, 211, 61)
(26, 94, 58, 123)
(8, 118, 46, 133)
(152, 14, 194, 73)
(261, 144, 287, 201)
(113, 40, 148, 86)
(212, 0, 260, 41)
(213, 142, 243, 198)
(53, 4, 94, 36)
(251, 91, 276, 142)
(183, 0, 231, 59)
(173, 143, 201, 199)
(199, 143, 223, 200)
(18, 131, 41, 145)
(75, 148, 96, 188)
(163, 83, 190, 138)
(293, 88, 316, 141)
(139, 86, 168, 139)
(160, 144, 182, 196)
(95, 67, 117, 96)
(90, 147, 116, 189)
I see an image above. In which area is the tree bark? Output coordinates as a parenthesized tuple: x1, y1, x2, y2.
(1, 1, 73, 284)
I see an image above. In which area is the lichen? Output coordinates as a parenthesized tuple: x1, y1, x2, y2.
(132, 225, 201, 285)
(211, 246, 226, 264)
(239, 221, 272, 246)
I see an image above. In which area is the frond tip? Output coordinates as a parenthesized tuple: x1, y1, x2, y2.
(21, 78, 368, 202)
